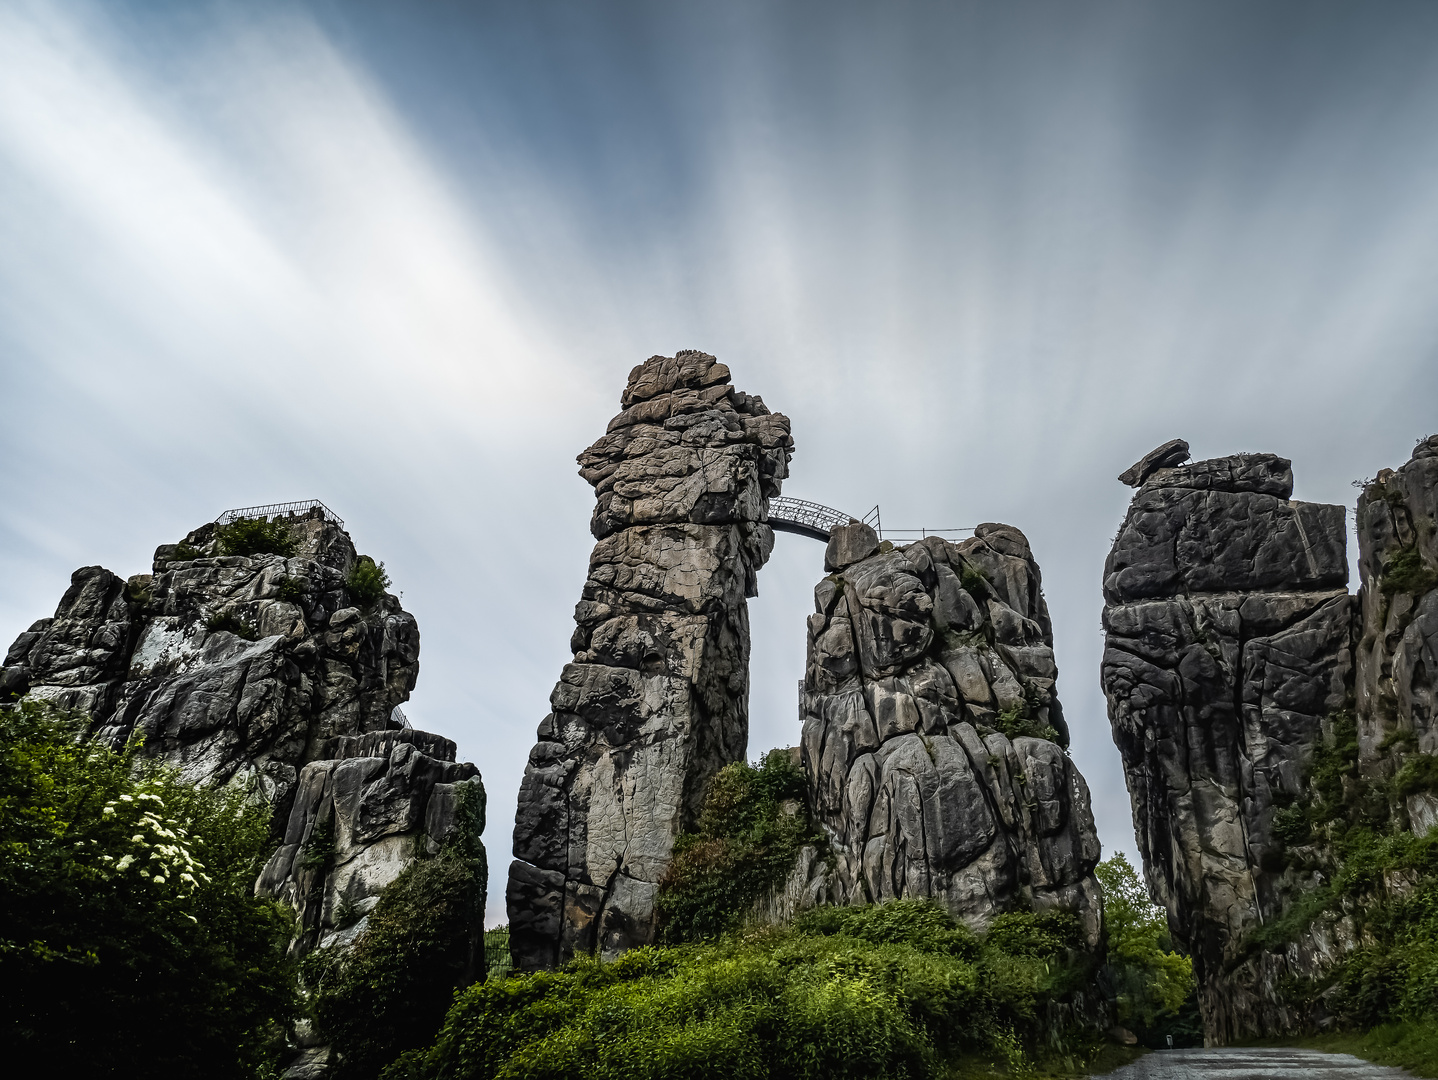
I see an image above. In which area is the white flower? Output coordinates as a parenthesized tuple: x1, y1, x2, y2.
(180, 873, 195, 884)
(102, 806, 116, 816)
(131, 834, 146, 844)
(116, 855, 135, 871)
(118, 794, 134, 802)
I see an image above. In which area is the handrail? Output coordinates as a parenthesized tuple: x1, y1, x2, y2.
(769, 496, 972, 544)
(215, 500, 344, 528)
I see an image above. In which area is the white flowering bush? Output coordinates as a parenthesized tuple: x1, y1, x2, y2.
(0, 700, 296, 1077)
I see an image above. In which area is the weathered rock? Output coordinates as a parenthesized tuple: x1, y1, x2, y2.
(1102, 439, 1438, 1044)
(4, 509, 420, 807)
(1118, 438, 1191, 487)
(802, 526, 1103, 946)
(507, 351, 793, 970)
(257, 729, 485, 954)
(2, 506, 484, 967)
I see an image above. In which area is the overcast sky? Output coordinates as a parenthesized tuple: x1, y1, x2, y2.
(4, 0, 1437, 925)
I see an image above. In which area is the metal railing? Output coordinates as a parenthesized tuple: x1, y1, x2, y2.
(769, 497, 969, 543)
(215, 499, 344, 528)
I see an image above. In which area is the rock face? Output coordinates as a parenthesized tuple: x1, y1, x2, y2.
(507, 351, 793, 970)
(3, 510, 420, 807)
(2, 506, 484, 961)
(802, 522, 1104, 946)
(1355, 435, 1438, 831)
(1101, 439, 1438, 1044)
(258, 729, 485, 955)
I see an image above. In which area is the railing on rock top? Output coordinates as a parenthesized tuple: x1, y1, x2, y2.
(390, 705, 411, 730)
(769, 497, 972, 544)
(215, 499, 344, 528)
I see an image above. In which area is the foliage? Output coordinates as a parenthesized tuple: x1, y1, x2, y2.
(1240, 706, 1438, 1037)
(957, 560, 991, 601)
(216, 517, 298, 558)
(307, 783, 487, 1080)
(1093, 855, 1197, 1044)
(1382, 546, 1438, 597)
(388, 898, 1105, 1080)
(994, 699, 1060, 744)
(656, 751, 820, 943)
(173, 540, 203, 561)
(346, 557, 393, 608)
(1279, 1021, 1438, 1079)
(484, 926, 513, 981)
(0, 700, 296, 1078)
(276, 575, 309, 603)
(206, 609, 260, 641)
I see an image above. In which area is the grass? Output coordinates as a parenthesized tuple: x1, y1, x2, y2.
(1246, 1023, 1438, 1078)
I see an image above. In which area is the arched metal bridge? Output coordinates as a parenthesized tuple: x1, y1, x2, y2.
(769, 496, 973, 544)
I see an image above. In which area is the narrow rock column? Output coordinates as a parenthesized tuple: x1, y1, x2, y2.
(802, 521, 1104, 946)
(1100, 445, 1352, 1044)
(507, 351, 793, 970)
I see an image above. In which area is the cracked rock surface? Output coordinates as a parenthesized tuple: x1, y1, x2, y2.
(2, 508, 484, 962)
(507, 351, 793, 971)
(802, 522, 1103, 946)
(1102, 448, 1355, 1043)
(1102, 439, 1438, 1044)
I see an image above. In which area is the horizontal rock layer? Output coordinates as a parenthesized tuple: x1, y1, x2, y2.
(507, 350, 793, 970)
(1103, 439, 1438, 1043)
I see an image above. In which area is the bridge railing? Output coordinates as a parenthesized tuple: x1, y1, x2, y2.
(769, 496, 972, 544)
(215, 499, 344, 528)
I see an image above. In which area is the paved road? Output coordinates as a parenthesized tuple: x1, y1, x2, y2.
(1100, 1048, 1414, 1079)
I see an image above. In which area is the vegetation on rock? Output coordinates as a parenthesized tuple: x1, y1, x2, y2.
(305, 783, 487, 1080)
(346, 556, 393, 607)
(0, 701, 296, 1078)
(216, 516, 298, 558)
(656, 750, 820, 943)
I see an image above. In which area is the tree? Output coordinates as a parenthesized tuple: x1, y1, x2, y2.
(0, 702, 297, 1077)
(1095, 854, 1196, 1038)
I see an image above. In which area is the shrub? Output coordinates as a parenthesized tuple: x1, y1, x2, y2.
(276, 576, 308, 603)
(1382, 547, 1438, 597)
(216, 517, 297, 558)
(172, 540, 202, 561)
(345, 557, 392, 608)
(307, 783, 486, 1080)
(1395, 753, 1438, 799)
(657, 751, 819, 943)
(0, 701, 297, 1077)
(205, 610, 259, 641)
(390, 895, 1110, 1080)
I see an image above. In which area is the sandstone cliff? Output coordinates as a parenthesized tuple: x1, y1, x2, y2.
(1, 505, 484, 961)
(802, 520, 1104, 945)
(507, 351, 793, 970)
(1101, 436, 1438, 1044)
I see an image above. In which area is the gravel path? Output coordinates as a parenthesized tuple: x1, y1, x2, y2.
(1099, 1047, 1414, 1080)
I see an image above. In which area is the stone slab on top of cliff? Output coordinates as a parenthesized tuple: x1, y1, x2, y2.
(1104, 447, 1347, 603)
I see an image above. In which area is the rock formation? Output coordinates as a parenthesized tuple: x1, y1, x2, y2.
(507, 351, 793, 970)
(801, 520, 1104, 946)
(1, 505, 485, 962)
(1101, 437, 1438, 1043)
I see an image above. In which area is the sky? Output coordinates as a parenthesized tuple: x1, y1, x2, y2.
(3, 0, 1438, 926)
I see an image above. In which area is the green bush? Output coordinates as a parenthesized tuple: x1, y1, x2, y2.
(657, 751, 820, 943)
(1382, 546, 1438, 597)
(276, 576, 308, 603)
(306, 783, 486, 1080)
(346, 557, 392, 608)
(172, 540, 203, 561)
(206, 610, 260, 641)
(1395, 753, 1438, 799)
(388, 895, 1109, 1080)
(0, 701, 296, 1077)
(216, 517, 297, 558)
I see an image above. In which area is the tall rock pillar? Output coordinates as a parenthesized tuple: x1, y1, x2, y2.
(507, 351, 793, 969)
(1100, 444, 1352, 1043)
